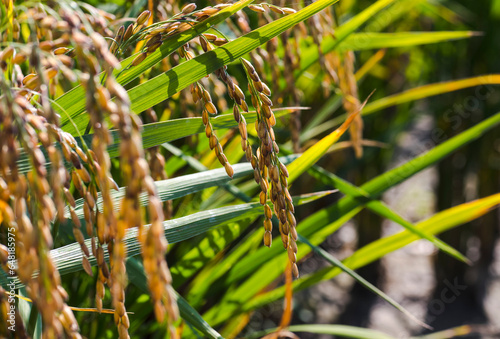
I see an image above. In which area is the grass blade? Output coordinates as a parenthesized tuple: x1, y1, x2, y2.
(337, 31, 478, 52)
(126, 258, 224, 339)
(1, 190, 328, 289)
(363, 75, 500, 116)
(246, 324, 396, 339)
(2, 203, 264, 289)
(308, 165, 470, 264)
(298, 234, 431, 329)
(63, 155, 297, 235)
(322, 193, 500, 289)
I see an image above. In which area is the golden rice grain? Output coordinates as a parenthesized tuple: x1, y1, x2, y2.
(249, 4, 266, 13)
(203, 33, 217, 41)
(224, 163, 234, 178)
(123, 24, 133, 41)
(0, 46, 14, 61)
(211, 38, 227, 46)
(54, 47, 70, 55)
(282, 7, 297, 14)
(287, 246, 296, 263)
(269, 6, 285, 15)
(146, 41, 162, 53)
(12, 53, 27, 64)
(205, 101, 217, 114)
(82, 256, 93, 276)
(233, 105, 240, 123)
(201, 7, 220, 15)
(202, 109, 209, 125)
(264, 231, 272, 247)
(182, 3, 197, 14)
(131, 52, 147, 66)
(260, 191, 267, 205)
(259, 92, 272, 106)
(136, 10, 151, 26)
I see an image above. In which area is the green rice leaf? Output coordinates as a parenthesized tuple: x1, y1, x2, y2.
(283, 193, 500, 307)
(308, 165, 470, 264)
(246, 324, 396, 339)
(126, 258, 224, 339)
(337, 31, 478, 52)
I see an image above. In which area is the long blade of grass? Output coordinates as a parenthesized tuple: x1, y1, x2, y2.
(363, 74, 500, 116)
(1, 203, 262, 288)
(0, 190, 327, 289)
(58, 154, 297, 243)
(298, 193, 500, 298)
(64, 155, 297, 232)
(298, 234, 430, 329)
(308, 165, 470, 264)
(337, 31, 478, 52)
(246, 324, 396, 339)
(66, 162, 257, 228)
(126, 258, 224, 339)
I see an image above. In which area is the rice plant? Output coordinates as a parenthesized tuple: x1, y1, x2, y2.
(0, 0, 499, 338)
